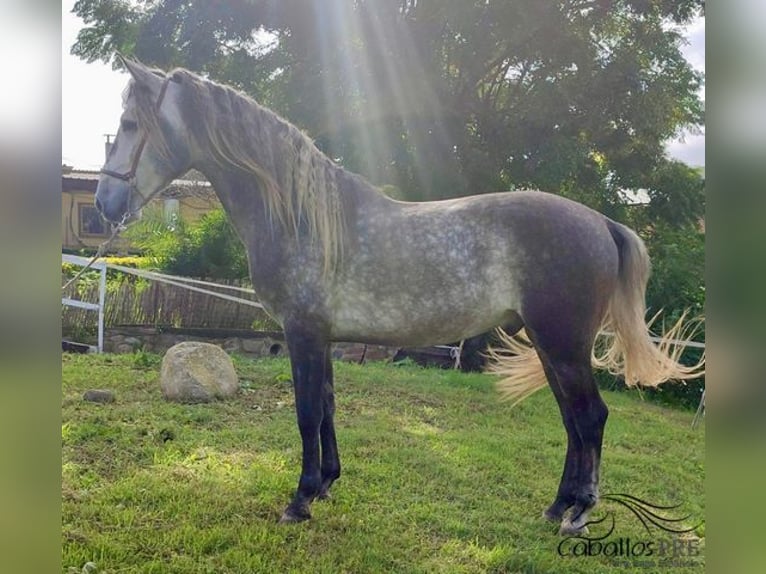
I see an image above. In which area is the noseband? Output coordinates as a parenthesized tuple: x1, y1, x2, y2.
(100, 76, 172, 189)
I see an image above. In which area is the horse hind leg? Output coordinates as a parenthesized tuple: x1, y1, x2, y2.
(530, 333, 609, 535)
(551, 357, 608, 535)
(538, 356, 583, 523)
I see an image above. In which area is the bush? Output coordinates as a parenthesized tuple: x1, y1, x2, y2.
(62, 256, 155, 295)
(643, 223, 705, 318)
(122, 207, 249, 280)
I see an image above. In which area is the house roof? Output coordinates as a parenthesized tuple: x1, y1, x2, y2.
(62, 170, 98, 191)
(62, 167, 213, 198)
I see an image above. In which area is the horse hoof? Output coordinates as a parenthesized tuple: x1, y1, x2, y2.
(278, 507, 311, 524)
(558, 519, 589, 537)
(543, 498, 573, 523)
(317, 490, 331, 501)
(543, 508, 564, 522)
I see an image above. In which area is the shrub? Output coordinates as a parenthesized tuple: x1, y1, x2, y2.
(122, 207, 249, 280)
(62, 256, 155, 294)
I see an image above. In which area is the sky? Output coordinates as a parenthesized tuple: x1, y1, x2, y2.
(62, 2, 705, 171)
(62, 2, 128, 170)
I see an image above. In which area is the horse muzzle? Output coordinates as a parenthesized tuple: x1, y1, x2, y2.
(95, 176, 132, 224)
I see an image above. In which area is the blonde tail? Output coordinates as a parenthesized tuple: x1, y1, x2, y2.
(591, 221, 705, 386)
(485, 328, 548, 406)
(486, 219, 704, 403)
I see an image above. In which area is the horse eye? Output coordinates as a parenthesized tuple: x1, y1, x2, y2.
(121, 119, 138, 132)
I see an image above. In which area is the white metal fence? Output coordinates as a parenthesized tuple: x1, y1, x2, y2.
(62, 253, 107, 352)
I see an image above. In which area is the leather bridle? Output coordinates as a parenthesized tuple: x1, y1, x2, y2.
(100, 76, 172, 191)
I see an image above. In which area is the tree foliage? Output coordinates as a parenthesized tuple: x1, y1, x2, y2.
(73, 0, 704, 211)
(73, 1, 705, 407)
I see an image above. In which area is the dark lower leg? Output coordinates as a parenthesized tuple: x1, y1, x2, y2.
(533, 340, 608, 533)
(544, 435, 581, 521)
(280, 330, 328, 523)
(539, 358, 582, 521)
(560, 389, 608, 534)
(318, 356, 340, 499)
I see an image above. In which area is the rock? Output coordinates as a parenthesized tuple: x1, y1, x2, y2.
(83, 389, 115, 404)
(223, 337, 242, 353)
(82, 562, 98, 573)
(240, 338, 264, 354)
(160, 342, 239, 403)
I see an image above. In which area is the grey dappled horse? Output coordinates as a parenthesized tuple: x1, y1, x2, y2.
(96, 58, 703, 535)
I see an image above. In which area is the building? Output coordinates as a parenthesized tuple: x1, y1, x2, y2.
(62, 165, 220, 253)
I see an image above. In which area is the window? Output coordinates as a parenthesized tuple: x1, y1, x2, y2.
(78, 203, 108, 236)
(164, 198, 180, 223)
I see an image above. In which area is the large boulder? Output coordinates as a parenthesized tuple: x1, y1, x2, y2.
(160, 342, 239, 403)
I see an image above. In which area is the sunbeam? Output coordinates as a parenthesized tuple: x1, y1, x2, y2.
(309, 1, 459, 199)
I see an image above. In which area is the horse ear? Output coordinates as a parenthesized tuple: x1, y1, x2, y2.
(114, 52, 138, 76)
(120, 56, 159, 89)
(122, 57, 145, 79)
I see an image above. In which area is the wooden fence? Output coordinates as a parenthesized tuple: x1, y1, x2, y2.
(62, 276, 275, 342)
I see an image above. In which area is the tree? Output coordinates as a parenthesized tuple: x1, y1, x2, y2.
(72, 0, 704, 217)
(74, 1, 705, 407)
(622, 159, 705, 316)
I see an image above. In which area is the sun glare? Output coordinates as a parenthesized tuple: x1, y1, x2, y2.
(312, 3, 453, 197)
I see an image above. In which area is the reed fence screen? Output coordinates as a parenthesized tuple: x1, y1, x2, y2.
(62, 276, 274, 341)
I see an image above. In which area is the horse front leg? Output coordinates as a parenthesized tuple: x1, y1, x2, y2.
(318, 354, 341, 499)
(279, 327, 329, 523)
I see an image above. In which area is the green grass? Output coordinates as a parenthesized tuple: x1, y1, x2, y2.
(62, 353, 704, 573)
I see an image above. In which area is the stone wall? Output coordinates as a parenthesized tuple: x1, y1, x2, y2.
(105, 326, 397, 363)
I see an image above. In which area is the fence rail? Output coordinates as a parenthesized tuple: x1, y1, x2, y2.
(62, 254, 106, 351)
(62, 258, 273, 344)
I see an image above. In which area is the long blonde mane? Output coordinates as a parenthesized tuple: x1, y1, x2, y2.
(132, 66, 346, 274)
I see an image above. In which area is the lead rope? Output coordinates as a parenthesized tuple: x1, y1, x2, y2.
(64, 76, 173, 291)
(61, 210, 131, 291)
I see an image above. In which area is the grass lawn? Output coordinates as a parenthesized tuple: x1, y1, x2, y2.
(62, 353, 704, 573)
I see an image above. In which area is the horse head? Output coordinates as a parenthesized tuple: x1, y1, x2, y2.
(95, 55, 191, 224)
